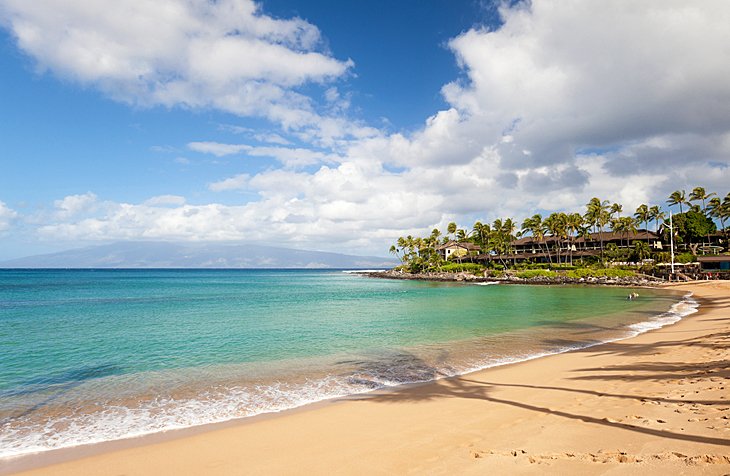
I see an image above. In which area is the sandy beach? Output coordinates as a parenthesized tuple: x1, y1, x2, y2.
(3, 280, 729, 475)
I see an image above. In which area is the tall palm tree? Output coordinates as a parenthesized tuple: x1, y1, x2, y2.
(690, 187, 717, 245)
(634, 204, 651, 247)
(545, 212, 568, 264)
(610, 203, 623, 220)
(521, 214, 551, 264)
(584, 197, 610, 263)
(667, 190, 687, 214)
(502, 218, 518, 265)
(708, 196, 728, 240)
(648, 205, 664, 234)
(389, 244, 402, 263)
(471, 221, 489, 251)
(689, 187, 715, 214)
(611, 216, 636, 250)
(565, 212, 583, 265)
(488, 218, 517, 266)
(446, 222, 457, 242)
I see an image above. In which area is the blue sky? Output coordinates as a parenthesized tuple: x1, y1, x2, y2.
(0, 0, 728, 260)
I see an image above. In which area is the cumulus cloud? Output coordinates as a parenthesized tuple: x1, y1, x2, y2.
(14, 1, 730, 255)
(53, 192, 98, 219)
(0, 201, 18, 232)
(440, 0, 730, 171)
(0, 0, 368, 143)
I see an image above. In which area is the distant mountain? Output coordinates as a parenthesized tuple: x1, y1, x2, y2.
(0, 242, 398, 269)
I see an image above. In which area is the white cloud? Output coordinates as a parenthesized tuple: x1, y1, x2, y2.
(144, 195, 186, 207)
(14, 1, 730, 255)
(0, 0, 360, 142)
(188, 142, 250, 157)
(191, 142, 337, 168)
(53, 192, 98, 219)
(0, 201, 18, 232)
(440, 0, 730, 171)
(208, 174, 250, 192)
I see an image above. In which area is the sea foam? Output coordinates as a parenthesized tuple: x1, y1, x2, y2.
(0, 291, 699, 460)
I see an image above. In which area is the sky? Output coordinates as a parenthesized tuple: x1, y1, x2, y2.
(0, 0, 729, 260)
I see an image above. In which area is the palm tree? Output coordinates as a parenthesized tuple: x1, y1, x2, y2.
(472, 221, 490, 251)
(689, 187, 715, 214)
(707, 197, 725, 233)
(690, 187, 717, 246)
(521, 214, 551, 264)
(389, 244, 402, 263)
(584, 197, 610, 263)
(610, 203, 623, 220)
(648, 205, 665, 234)
(545, 212, 568, 264)
(667, 190, 687, 214)
(446, 222, 457, 241)
(565, 212, 583, 265)
(634, 204, 651, 247)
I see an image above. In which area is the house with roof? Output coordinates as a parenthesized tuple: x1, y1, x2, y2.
(436, 241, 481, 260)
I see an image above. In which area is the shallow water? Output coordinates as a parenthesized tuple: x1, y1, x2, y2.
(0, 269, 696, 458)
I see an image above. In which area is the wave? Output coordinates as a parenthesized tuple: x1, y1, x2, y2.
(0, 292, 699, 460)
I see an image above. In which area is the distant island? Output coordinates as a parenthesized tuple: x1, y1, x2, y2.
(0, 242, 398, 269)
(388, 188, 729, 282)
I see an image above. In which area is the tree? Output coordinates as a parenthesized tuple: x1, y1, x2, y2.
(447, 222, 457, 241)
(521, 214, 551, 264)
(472, 221, 490, 251)
(584, 197, 610, 264)
(667, 211, 717, 251)
(564, 212, 583, 265)
(689, 187, 717, 244)
(689, 187, 715, 213)
(633, 204, 651, 247)
(648, 205, 665, 234)
(667, 190, 687, 214)
(545, 212, 568, 264)
(631, 240, 651, 262)
(610, 203, 623, 220)
(490, 218, 517, 267)
(389, 244, 402, 263)
(612, 216, 636, 249)
(707, 197, 727, 238)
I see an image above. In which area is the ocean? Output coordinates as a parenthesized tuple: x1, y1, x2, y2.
(0, 269, 697, 458)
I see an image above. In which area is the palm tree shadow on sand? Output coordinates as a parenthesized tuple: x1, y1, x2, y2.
(339, 349, 730, 447)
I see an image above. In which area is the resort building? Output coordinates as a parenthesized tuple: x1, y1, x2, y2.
(436, 241, 481, 260)
(464, 230, 665, 265)
(697, 255, 730, 272)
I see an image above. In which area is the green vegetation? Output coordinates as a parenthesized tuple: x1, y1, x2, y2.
(675, 252, 696, 264)
(440, 262, 485, 274)
(390, 187, 729, 277)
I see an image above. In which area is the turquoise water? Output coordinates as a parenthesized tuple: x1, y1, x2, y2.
(0, 269, 695, 458)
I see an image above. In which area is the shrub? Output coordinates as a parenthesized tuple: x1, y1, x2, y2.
(675, 252, 696, 264)
(441, 262, 485, 273)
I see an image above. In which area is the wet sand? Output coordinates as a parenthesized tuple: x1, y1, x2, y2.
(4, 281, 729, 475)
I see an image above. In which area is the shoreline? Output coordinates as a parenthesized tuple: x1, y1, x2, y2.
(0, 284, 691, 463)
(3, 281, 729, 474)
(361, 268, 665, 286)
